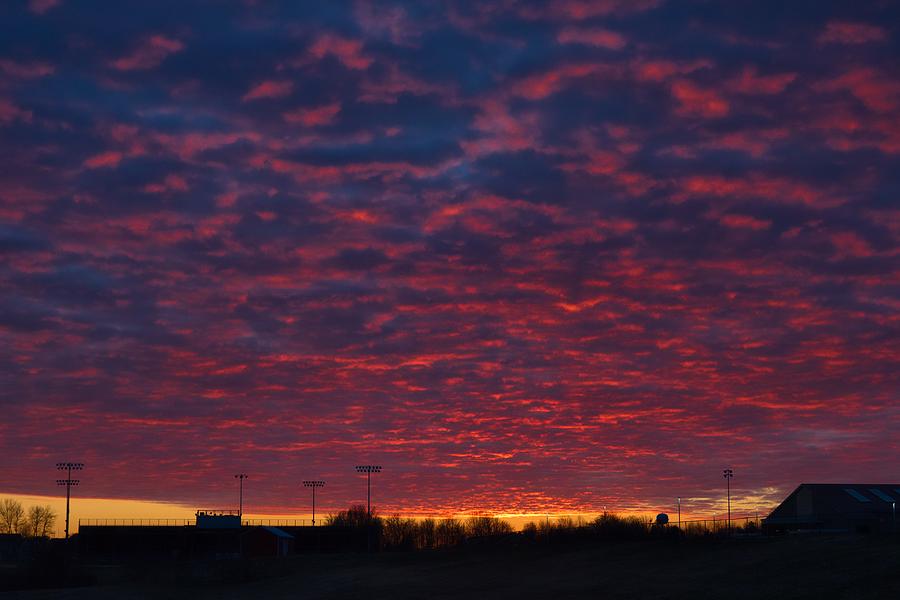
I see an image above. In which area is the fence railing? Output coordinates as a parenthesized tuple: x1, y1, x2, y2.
(242, 519, 309, 527)
(79, 518, 193, 527)
(79, 518, 313, 527)
(663, 516, 762, 531)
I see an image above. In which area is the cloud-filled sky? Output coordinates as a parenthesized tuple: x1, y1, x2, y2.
(1, 0, 898, 518)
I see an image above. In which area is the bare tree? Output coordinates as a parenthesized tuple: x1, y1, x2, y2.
(0, 498, 25, 534)
(25, 505, 57, 538)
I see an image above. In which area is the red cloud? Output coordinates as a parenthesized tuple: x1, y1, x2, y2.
(83, 151, 123, 169)
(818, 21, 887, 45)
(670, 79, 729, 118)
(557, 27, 627, 49)
(520, 0, 661, 20)
(632, 58, 712, 82)
(111, 35, 184, 71)
(720, 214, 771, 230)
(309, 34, 373, 70)
(726, 66, 796, 95)
(513, 63, 604, 100)
(143, 174, 189, 194)
(816, 68, 900, 113)
(283, 103, 341, 126)
(242, 80, 294, 102)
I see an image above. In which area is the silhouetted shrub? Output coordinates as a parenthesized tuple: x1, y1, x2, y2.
(589, 512, 651, 540)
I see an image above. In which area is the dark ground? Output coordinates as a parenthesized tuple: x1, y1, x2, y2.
(3, 535, 899, 599)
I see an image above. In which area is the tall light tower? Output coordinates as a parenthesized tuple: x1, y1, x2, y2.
(303, 480, 325, 526)
(234, 474, 248, 518)
(56, 462, 83, 540)
(723, 469, 733, 534)
(355, 465, 382, 516)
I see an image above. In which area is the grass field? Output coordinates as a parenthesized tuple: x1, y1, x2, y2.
(6, 535, 900, 599)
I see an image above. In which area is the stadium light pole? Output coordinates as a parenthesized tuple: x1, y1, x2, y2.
(234, 474, 248, 518)
(56, 462, 84, 540)
(355, 465, 382, 516)
(303, 480, 325, 526)
(723, 469, 733, 534)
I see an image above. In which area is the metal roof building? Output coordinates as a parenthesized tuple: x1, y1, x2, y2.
(764, 483, 899, 533)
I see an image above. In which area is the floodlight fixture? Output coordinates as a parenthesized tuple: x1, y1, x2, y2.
(56, 461, 84, 539)
(723, 469, 734, 534)
(303, 480, 326, 526)
(234, 474, 248, 517)
(355, 465, 382, 515)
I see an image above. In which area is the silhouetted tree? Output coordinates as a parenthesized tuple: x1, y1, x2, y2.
(25, 505, 57, 538)
(325, 504, 380, 528)
(383, 515, 419, 550)
(417, 517, 436, 549)
(0, 498, 25, 534)
(435, 518, 466, 547)
(464, 516, 512, 538)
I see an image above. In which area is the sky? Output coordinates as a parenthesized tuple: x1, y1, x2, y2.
(1, 0, 899, 523)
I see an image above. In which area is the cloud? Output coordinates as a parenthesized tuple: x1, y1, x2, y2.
(110, 35, 184, 71)
(283, 102, 341, 126)
(557, 27, 627, 49)
(27, 0, 59, 14)
(308, 34, 373, 70)
(670, 79, 729, 118)
(818, 21, 887, 45)
(242, 80, 294, 102)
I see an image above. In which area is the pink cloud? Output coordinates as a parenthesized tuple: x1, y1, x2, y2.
(670, 79, 729, 118)
(519, 0, 661, 20)
(242, 80, 294, 102)
(143, 174, 189, 194)
(818, 21, 887, 45)
(27, 0, 59, 14)
(308, 34, 373, 70)
(720, 214, 771, 230)
(726, 66, 796, 95)
(513, 63, 604, 100)
(816, 68, 900, 113)
(0, 99, 33, 124)
(283, 102, 341, 126)
(557, 27, 627, 49)
(110, 35, 184, 71)
(0, 59, 56, 79)
(632, 58, 712, 82)
(83, 151, 123, 169)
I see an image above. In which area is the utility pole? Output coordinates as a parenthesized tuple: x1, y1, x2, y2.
(355, 465, 382, 516)
(723, 469, 733, 534)
(677, 497, 681, 528)
(56, 462, 84, 539)
(303, 481, 325, 526)
(234, 474, 248, 519)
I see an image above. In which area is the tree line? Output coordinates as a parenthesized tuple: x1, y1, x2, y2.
(0, 499, 57, 538)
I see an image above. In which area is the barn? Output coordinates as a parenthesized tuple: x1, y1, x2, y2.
(764, 484, 899, 534)
(241, 526, 295, 557)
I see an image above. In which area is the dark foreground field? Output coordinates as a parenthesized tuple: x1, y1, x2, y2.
(5, 535, 900, 599)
